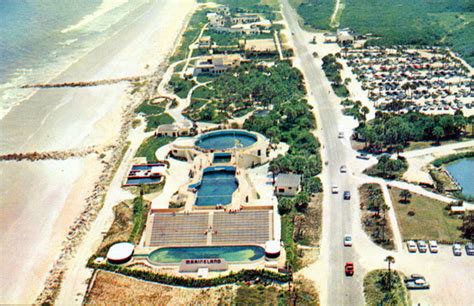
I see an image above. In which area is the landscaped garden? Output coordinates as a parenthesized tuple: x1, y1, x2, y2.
(359, 183, 394, 250)
(364, 269, 409, 306)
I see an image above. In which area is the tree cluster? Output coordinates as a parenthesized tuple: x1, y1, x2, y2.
(357, 111, 469, 152)
(365, 155, 408, 179)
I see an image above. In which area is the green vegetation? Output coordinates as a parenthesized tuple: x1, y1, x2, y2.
(135, 98, 174, 131)
(389, 187, 464, 243)
(87, 259, 291, 287)
(359, 184, 394, 250)
(296, 0, 335, 30)
(135, 136, 174, 163)
(365, 155, 408, 180)
(356, 111, 469, 153)
(295, 0, 474, 65)
(364, 270, 409, 306)
(96, 197, 151, 257)
(170, 9, 208, 62)
(169, 74, 195, 99)
(129, 197, 148, 244)
(144, 113, 174, 132)
(432, 151, 474, 167)
(322, 54, 350, 98)
(197, 0, 279, 18)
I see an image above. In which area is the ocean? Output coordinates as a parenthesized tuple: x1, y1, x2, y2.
(0, 0, 148, 120)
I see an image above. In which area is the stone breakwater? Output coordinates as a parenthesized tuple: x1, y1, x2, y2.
(21, 75, 149, 89)
(34, 63, 167, 305)
(0, 146, 114, 162)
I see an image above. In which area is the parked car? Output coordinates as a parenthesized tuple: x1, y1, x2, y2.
(407, 240, 417, 253)
(404, 274, 425, 283)
(340, 165, 347, 173)
(465, 242, 474, 256)
(343, 191, 351, 200)
(417, 240, 428, 253)
(345, 262, 354, 276)
(338, 132, 344, 139)
(405, 274, 430, 290)
(332, 185, 339, 194)
(428, 240, 438, 253)
(344, 235, 353, 247)
(356, 153, 370, 160)
(453, 243, 462, 256)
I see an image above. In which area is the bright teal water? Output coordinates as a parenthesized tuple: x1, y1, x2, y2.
(446, 157, 474, 197)
(196, 130, 257, 150)
(148, 245, 265, 263)
(193, 169, 237, 206)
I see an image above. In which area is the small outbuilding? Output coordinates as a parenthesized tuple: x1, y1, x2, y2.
(107, 242, 135, 264)
(275, 173, 301, 196)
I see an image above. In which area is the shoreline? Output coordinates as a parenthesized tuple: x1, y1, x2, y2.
(0, 0, 196, 303)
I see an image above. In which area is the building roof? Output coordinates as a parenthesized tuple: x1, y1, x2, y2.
(107, 242, 134, 261)
(275, 173, 301, 187)
(157, 124, 179, 133)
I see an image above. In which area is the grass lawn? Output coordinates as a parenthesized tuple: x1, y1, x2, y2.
(388, 187, 464, 243)
(405, 138, 469, 152)
(144, 113, 175, 132)
(364, 269, 409, 306)
(135, 136, 174, 163)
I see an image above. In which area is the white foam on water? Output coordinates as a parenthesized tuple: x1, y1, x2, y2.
(61, 0, 129, 34)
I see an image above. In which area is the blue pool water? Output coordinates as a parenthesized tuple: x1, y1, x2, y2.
(132, 165, 153, 171)
(126, 177, 161, 185)
(446, 157, 474, 197)
(148, 245, 265, 263)
(190, 166, 238, 206)
(213, 153, 231, 163)
(196, 130, 257, 150)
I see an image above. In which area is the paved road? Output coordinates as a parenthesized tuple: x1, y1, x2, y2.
(281, 1, 365, 305)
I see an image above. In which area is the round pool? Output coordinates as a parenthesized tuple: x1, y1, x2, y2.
(195, 130, 257, 151)
(148, 245, 265, 264)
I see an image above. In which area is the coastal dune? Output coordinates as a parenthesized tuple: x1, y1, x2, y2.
(0, 0, 195, 303)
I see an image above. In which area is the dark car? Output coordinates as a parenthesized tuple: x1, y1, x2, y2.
(466, 242, 474, 256)
(343, 191, 351, 200)
(345, 262, 354, 276)
(404, 274, 430, 290)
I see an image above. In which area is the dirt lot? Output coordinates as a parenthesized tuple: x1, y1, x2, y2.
(85, 271, 319, 305)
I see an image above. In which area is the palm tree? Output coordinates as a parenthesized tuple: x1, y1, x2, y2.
(399, 189, 412, 203)
(385, 255, 395, 291)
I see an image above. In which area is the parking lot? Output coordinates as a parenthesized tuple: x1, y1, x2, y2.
(397, 244, 474, 305)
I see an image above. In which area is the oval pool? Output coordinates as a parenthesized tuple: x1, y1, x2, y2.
(446, 157, 474, 197)
(195, 130, 257, 151)
(148, 245, 265, 263)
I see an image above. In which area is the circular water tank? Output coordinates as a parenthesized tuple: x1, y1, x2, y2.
(265, 240, 281, 259)
(107, 242, 135, 264)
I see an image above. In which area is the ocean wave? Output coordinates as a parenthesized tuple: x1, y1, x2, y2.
(59, 38, 79, 47)
(61, 0, 129, 34)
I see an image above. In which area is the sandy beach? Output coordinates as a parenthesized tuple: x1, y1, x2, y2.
(0, 0, 195, 303)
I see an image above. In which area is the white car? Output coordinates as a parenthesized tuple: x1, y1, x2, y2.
(340, 165, 347, 173)
(453, 243, 462, 256)
(417, 240, 428, 253)
(344, 235, 353, 247)
(338, 132, 344, 139)
(428, 240, 438, 253)
(332, 185, 339, 194)
(407, 240, 417, 253)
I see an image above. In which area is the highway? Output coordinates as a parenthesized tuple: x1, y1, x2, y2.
(281, 1, 365, 305)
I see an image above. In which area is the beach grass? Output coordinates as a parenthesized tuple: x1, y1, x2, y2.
(135, 136, 174, 163)
(388, 187, 464, 243)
